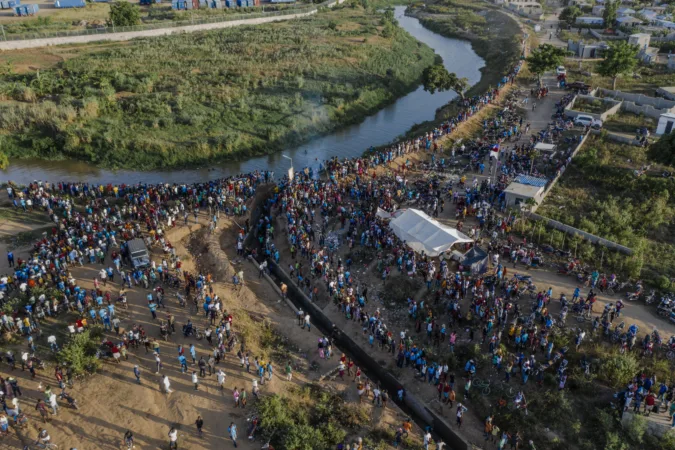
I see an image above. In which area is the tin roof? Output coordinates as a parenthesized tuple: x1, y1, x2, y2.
(514, 175, 548, 187)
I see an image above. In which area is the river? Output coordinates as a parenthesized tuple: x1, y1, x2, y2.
(2, 6, 484, 185)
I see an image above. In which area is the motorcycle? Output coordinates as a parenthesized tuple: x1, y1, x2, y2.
(644, 290, 656, 305)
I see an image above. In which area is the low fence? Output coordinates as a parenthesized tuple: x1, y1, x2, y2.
(598, 88, 675, 110)
(527, 212, 634, 254)
(265, 259, 470, 450)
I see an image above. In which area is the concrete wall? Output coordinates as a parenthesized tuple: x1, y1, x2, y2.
(527, 212, 634, 254)
(265, 259, 470, 450)
(0, 0, 345, 50)
(564, 94, 623, 121)
(622, 101, 671, 119)
(599, 88, 675, 110)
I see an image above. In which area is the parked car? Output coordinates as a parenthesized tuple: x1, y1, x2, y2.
(574, 115, 603, 129)
(556, 66, 567, 76)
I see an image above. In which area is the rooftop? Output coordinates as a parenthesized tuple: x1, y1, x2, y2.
(504, 182, 546, 198)
(514, 175, 548, 187)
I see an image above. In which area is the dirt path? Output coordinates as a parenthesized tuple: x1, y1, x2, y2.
(0, 0, 345, 51)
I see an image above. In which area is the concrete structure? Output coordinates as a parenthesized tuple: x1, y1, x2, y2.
(656, 86, 675, 100)
(617, 7, 635, 16)
(568, 39, 606, 58)
(503, 175, 547, 208)
(629, 32, 651, 49)
(576, 16, 604, 25)
(505, 0, 544, 19)
(655, 19, 675, 29)
(616, 16, 643, 26)
(592, 5, 604, 15)
(656, 112, 675, 135)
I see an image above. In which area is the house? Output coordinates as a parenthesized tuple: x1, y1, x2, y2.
(639, 9, 658, 19)
(616, 15, 643, 25)
(669, 56, 675, 72)
(656, 112, 675, 135)
(576, 16, 605, 25)
(568, 39, 607, 58)
(640, 47, 660, 64)
(629, 33, 651, 49)
(654, 18, 675, 29)
(592, 5, 605, 15)
(505, 0, 544, 19)
(618, 7, 636, 16)
(503, 176, 548, 208)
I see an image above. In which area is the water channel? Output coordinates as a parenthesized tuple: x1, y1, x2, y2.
(2, 6, 484, 185)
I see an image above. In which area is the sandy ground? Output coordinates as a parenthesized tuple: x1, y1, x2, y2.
(0, 210, 414, 450)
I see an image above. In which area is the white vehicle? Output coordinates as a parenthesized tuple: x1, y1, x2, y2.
(556, 66, 567, 76)
(574, 115, 603, 129)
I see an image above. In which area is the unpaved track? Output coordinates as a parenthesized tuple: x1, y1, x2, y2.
(0, 0, 344, 51)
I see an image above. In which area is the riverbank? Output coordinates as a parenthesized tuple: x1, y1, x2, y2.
(401, 0, 524, 137)
(0, 5, 436, 170)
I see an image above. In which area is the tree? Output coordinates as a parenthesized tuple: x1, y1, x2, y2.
(0, 151, 7, 170)
(108, 1, 141, 27)
(525, 44, 569, 84)
(648, 131, 675, 166)
(603, 0, 618, 28)
(421, 63, 469, 99)
(597, 41, 639, 89)
(560, 6, 582, 25)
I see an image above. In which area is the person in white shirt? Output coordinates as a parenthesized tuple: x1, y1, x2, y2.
(168, 427, 178, 450)
(49, 392, 58, 415)
(217, 370, 226, 390)
(162, 376, 172, 394)
(192, 371, 199, 391)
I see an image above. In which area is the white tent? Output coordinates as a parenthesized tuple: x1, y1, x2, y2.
(389, 209, 473, 257)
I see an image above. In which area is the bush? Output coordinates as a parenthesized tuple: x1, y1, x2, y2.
(109, 1, 141, 27)
(56, 327, 104, 375)
(599, 353, 640, 388)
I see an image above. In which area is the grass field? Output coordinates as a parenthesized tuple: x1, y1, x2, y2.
(0, 5, 436, 169)
(537, 134, 675, 282)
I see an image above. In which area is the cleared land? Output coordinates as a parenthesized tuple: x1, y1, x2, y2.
(0, 5, 436, 169)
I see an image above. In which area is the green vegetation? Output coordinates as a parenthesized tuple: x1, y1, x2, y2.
(0, 6, 435, 169)
(0, 2, 309, 37)
(109, 1, 142, 27)
(526, 43, 569, 84)
(571, 97, 611, 114)
(256, 385, 380, 450)
(56, 327, 104, 375)
(598, 41, 640, 90)
(537, 135, 675, 280)
(422, 63, 468, 98)
(603, 0, 617, 28)
(411, 0, 522, 96)
(650, 132, 675, 167)
(560, 5, 582, 25)
(567, 60, 675, 94)
(604, 111, 656, 134)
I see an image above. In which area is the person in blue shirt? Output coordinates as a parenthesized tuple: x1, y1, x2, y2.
(178, 355, 188, 373)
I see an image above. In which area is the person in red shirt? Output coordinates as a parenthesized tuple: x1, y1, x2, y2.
(644, 392, 656, 415)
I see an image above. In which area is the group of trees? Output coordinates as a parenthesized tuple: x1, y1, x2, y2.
(525, 41, 638, 90)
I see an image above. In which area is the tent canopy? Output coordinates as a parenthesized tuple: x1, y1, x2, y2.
(389, 209, 473, 257)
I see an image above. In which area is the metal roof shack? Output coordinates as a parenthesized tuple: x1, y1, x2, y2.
(514, 175, 548, 187)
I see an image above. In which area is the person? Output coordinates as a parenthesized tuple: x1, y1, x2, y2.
(123, 430, 134, 449)
(228, 421, 238, 448)
(195, 415, 204, 437)
(162, 375, 172, 394)
(35, 428, 51, 447)
(192, 371, 199, 391)
(302, 313, 311, 332)
(217, 369, 226, 390)
(423, 429, 432, 450)
(133, 365, 141, 384)
(285, 362, 293, 381)
(168, 427, 178, 450)
(456, 403, 467, 428)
